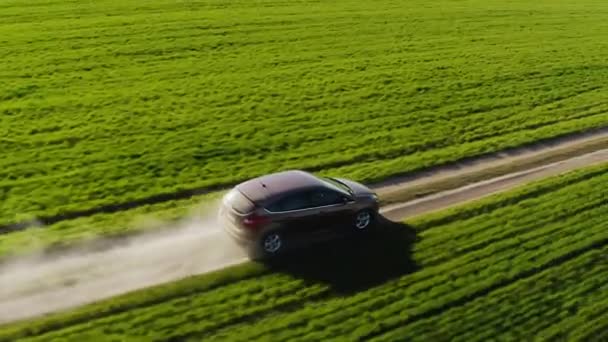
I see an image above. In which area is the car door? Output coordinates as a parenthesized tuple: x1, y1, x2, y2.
(308, 188, 352, 236)
(263, 190, 318, 247)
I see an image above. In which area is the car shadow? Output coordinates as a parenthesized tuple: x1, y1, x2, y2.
(263, 215, 419, 295)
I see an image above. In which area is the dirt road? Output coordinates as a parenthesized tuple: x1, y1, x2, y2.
(0, 145, 606, 325)
(380, 148, 608, 220)
(0, 205, 248, 325)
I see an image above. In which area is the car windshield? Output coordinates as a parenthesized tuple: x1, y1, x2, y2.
(321, 177, 353, 195)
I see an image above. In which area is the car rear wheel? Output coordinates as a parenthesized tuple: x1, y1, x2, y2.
(354, 209, 374, 230)
(246, 232, 285, 261)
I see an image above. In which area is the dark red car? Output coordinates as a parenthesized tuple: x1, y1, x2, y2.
(218, 170, 379, 260)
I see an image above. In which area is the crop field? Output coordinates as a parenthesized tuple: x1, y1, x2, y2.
(2, 0, 608, 227)
(1, 163, 606, 341)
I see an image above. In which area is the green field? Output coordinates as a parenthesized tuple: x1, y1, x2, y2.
(1, 163, 606, 341)
(2, 0, 608, 227)
(2, 0, 608, 339)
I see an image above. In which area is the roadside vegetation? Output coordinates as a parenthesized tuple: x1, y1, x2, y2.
(2, 0, 608, 227)
(1, 163, 606, 341)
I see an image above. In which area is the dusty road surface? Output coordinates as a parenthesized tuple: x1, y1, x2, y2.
(0, 147, 606, 325)
(0, 203, 248, 324)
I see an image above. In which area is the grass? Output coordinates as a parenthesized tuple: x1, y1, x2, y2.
(2, 0, 608, 227)
(1, 162, 606, 341)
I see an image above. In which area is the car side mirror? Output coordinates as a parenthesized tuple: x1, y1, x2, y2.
(342, 196, 350, 204)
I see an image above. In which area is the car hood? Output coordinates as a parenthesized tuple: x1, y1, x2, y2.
(332, 178, 375, 197)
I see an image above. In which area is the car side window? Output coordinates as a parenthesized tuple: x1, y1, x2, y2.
(266, 192, 312, 212)
(310, 189, 343, 207)
(281, 193, 311, 211)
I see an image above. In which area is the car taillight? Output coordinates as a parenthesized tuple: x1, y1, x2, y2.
(242, 213, 270, 230)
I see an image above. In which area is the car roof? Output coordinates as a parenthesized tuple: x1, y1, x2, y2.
(235, 170, 328, 203)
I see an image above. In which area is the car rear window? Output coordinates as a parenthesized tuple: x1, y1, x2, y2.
(225, 189, 255, 214)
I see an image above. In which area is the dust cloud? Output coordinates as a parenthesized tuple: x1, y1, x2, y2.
(0, 200, 248, 325)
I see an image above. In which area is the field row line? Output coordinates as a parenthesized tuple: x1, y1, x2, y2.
(395, 248, 608, 341)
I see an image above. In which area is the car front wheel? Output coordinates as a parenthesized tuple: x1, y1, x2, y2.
(354, 209, 374, 230)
